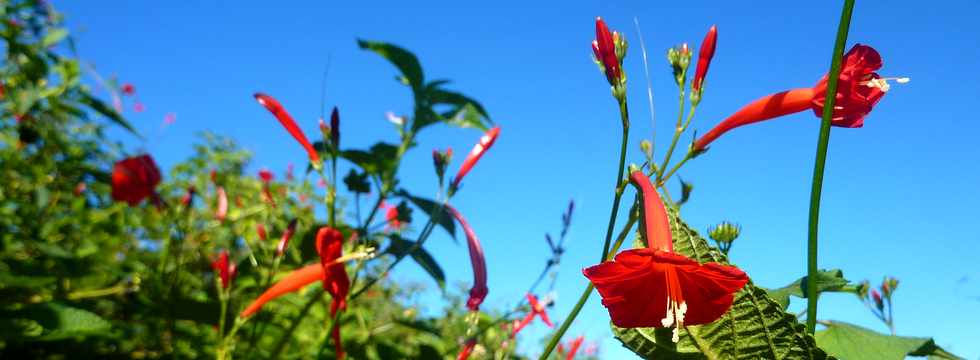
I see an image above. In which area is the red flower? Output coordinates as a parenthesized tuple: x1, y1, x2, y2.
(211, 250, 237, 289)
(380, 201, 406, 231)
(254, 93, 322, 167)
(215, 186, 228, 222)
(692, 25, 717, 94)
(180, 186, 196, 207)
(451, 127, 500, 192)
(276, 218, 298, 257)
(457, 339, 477, 360)
(592, 17, 622, 85)
(447, 205, 488, 311)
(256, 224, 267, 241)
(510, 293, 552, 338)
(111, 154, 161, 206)
(258, 168, 274, 183)
(240, 264, 321, 317)
(694, 44, 903, 151)
(560, 336, 585, 360)
(120, 83, 135, 96)
(583, 171, 748, 341)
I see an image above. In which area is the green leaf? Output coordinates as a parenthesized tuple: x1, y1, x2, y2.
(385, 235, 445, 290)
(815, 321, 962, 360)
(76, 91, 142, 138)
(443, 103, 489, 131)
(765, 269, 854, 311)
(41, 28, 68, 48)
(341, 142, 399, 178)
(677, 177, 694, 206)
(357, 39, 424, 90)
(427, 87, 491, 131)
(343, 169, 371, 194)
(395, 190, 455, 241)
(613, 207, 830, 359)
(0, 303, 111, 341)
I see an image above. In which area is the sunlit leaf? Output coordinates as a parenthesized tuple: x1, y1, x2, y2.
(385, 235, 445, 290)
(815, 321, 962, 360)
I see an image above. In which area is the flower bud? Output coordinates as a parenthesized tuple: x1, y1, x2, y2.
(257, 223, 267, 241)
(640, 140, 653, 161)
(330, 106, 340, 148)
(667, 43, 692, 87)
(871, 289, 884, 311)
(277, 218, 298, 257)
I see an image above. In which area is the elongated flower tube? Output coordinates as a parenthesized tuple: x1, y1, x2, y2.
(276, 218, 298, 257)
(316, 226, 349, 359)
(691, 25, 717, 102)
(240, 264, 321, 318)
(694, 44, 905, 151)
(510, 293, 552, 338)
(256, 224, 267, 241)
(330, 106, 340, 148)
(111, 154, 161, 206)
(446, 204, 488, 311)
(457, 339, 477, 360)
(450, 127, 500, 193)
(254, 93, 322, 167)
(211, 250, 237, 289)
(215, 186, 228, 222)
(583, 171, 748, 342)
(559, 336, 585, 360)
(593, 17, 623, 86)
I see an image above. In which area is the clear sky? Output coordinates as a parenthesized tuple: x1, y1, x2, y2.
(59, 1, 980, 358)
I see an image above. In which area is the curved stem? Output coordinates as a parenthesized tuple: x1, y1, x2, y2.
(657, 105, 696, 181)
(599, 98, 630, 262)
(806, 0, 854, 334)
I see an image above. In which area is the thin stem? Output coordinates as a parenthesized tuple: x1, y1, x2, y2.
(599, 98, 630, 262)
(539, 202, 638, 359)
(657, 105, 696, 181)
(268, 288, 324, 359)
(806, 0, 855, 334)
(350, 217, 439, 300)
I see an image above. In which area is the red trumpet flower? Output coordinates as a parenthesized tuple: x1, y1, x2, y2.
(692, 25, 717, 94)
(254, 93, 322, 167)
(451, 127, 500, 192)
(111, 154, 161, 206)
(211, 250, 237, 289)
(583, 171, 748, 342)
(694, 44, 903, 151)
(316, 227, 349, 359)
(447, 205, 488, 311)
(215, 186, 228, 222)
(510, 293, 552, 338)
(592, 17, 622, 85)
(258, 168, 274, 183)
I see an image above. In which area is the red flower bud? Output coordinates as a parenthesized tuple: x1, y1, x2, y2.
(692, 25, 717, 93)
(277, 218, 298, 257)
(451, 127, 500, 192)
(330, 106, 340, 148)
(257, 224, 267, 241)
(593, 17, 622, 85)
(120, 83, 135, 96)
(181, 186, 196, 207)
(211, 250, 237, 289)
(258, 168, 274, 183)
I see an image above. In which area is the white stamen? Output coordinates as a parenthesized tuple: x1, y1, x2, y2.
(861, 76, 910, 92)
(895, 77, 910, 84)
(659, 296, 689, 343)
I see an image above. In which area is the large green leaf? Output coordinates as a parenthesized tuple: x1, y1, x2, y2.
(385, 235, 446, 290)
(814, 321, 961, 360)
(395, 190, 455, 241)
(765, 269, 855, 311)
(341, 142, 399, 179)
(613, 208, 830, 359)
(0, 302, 111, 341)
(357, 39, 424, 91)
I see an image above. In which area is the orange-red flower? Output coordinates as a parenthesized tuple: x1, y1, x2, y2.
(254, 93, 322, 166)
(583, 171, 748, 341)
(447, 205, 488, 311)
(211, 250, 237, 289)
(592, 17, 622, 85)
(558, 335, 585, 360)
(457, 339, 477, 360)
(510, 293, 552, 338)
(450, 127, 500, 192)
(111, 154, 161, 206)
(694, 44, 902, 151)
(380, 201, 406, 231)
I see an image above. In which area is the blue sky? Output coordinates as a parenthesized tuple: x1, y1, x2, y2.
(60, 1, 980, 358)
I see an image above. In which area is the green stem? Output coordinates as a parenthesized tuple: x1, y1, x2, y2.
(350, 217, 438, 300)
(599, 98, 630, 262)
(540, 202, 638, 359)
(657, 105, 696, 181)
(806, 0, 855, 334)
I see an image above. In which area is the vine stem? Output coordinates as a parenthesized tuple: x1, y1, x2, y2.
(806, 0, 855, 334)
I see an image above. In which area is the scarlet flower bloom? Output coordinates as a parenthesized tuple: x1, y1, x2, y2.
(592, 17, 621, 85)
(692, 25, 717, 94)
(694, 44, 905, 151)
(215, 186, 228, 222)
(457, 339, 477, 360)
(254, 93, 322, 167)
(211, 250, 237, 289)
(240, 264, 321, 317)
(450, 127, 500, 192)
(120, 83, 135, 96)
(276, 218, 298, 257)
(316, 227, 350, 359)
(510, 293, 552, 338)
(258, 168, 274, 183)
(583, 171, 748, 342)
(111, 154, 162, 206)
(447, 205, 488, 311)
